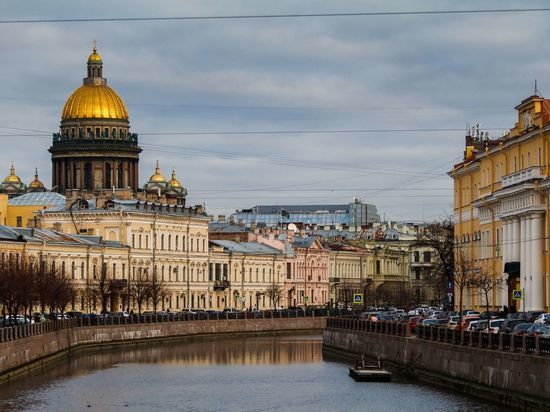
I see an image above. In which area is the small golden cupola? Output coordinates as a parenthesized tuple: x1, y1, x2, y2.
(4, 162, 22, 184)
(149, 161, 167, 183)
(169, 169, 182, 188)
(1, 162, 26, 197)
(28, 168, 46, 192)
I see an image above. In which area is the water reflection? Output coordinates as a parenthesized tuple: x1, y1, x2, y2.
(0, 334, 501, 412)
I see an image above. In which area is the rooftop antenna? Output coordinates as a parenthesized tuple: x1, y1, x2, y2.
(534, 79, 544, 98)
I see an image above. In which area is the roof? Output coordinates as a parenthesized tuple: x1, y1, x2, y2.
(253, 204, 349, 213)
(209, 240, 281, 255)
(9, 192, 66, 207)
(0, 225, 124, 248)
(208, 221, 248, 233)
(292, 236, 317, 248)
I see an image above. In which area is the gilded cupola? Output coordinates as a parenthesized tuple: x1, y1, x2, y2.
(149, 161, 166, 183)
(28, 168, 46, 192)
(169, 169, 182, 188)
(4, 162, 21, 184)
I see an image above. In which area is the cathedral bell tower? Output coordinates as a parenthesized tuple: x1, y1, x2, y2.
(49, 42, 142, 194)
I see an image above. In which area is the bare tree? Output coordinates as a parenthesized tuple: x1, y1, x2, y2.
(265, 284, 284, 310)
(454, 251, 479, 328)
(93, 263, 111, 314)
(52, 272, 77, 317)
(421, 218, 454, 307)
(472, 264, 502, 321)
(82, 278, 98, 314)
(150, 268, 167, 313)
(129, 269, 150, 315)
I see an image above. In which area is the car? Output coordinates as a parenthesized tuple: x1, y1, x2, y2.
(109, 311, 130, 318)
(421, 319, 441, 326)
(526, 311, 546, 323)
(66, 311, 84, 319)
(447, 316, 460, 329)
(500, 319, 524, 334)
(511, 323, 534, 335)
(527, 324, 547, 336)
(460, 316, 480, 330)
(534, 313, 550, 325)
(537, 325, 550, 338)
(462, 310, 480, 316)
(477, 319, 504, 333)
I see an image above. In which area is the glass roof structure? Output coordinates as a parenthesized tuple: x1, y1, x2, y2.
(8, 192, 66, 206)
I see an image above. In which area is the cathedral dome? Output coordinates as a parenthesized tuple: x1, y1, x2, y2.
(28, 168, 45, 190)
(149, 161, 166, 183)
(62, 85, 129, 120)
(169, 170, 182, 188)
(61, 43, 128, 121)
(4, 163, 21, 184)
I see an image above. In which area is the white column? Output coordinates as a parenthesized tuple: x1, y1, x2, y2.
(525, 216, 532, 311)
(520, 216, 527, 312)
(531, 212, 544, 311)
(500, 220, 509, 307)
(512, 218, 521, 261)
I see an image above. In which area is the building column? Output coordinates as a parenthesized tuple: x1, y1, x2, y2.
(531, 212, 544, 311)
(512, 218, 521, 261)
(520, 216, 527, 312)
(525, 215, 532, 311)
(500, 219, 509, 307)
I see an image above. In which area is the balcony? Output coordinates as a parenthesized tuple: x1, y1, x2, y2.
(213, 280, 230, 291)
(501, 166, 542, 188)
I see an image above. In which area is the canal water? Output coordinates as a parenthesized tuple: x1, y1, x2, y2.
(0, 334, 500, 412)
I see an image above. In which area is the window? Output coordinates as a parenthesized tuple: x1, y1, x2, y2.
(81, 262, 85, 279)
(415, 269, 420, 280)
(375, 260, 381, 275)
(16, 216, 22, 227)
(71, 262, 76, 279)
(286, 262, 292, 280)
(423, 251, 431, 262)
(414, 251, 420, 262)
(132, 234, 135, 248)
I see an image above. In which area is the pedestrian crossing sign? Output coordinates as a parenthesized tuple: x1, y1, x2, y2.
(353, 294, 363, 305)
(513, 290, 522, 300)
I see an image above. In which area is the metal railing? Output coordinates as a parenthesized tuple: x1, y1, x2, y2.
(414, 324, 549, 357)
(0, 309, 352, 344)
(326, 318, 550, 357)
(325, 317, 411, 337)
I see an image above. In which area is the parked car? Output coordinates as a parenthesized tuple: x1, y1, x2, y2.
(500, 319, 524, 334)
(66, 311, 84, 319)
(477, 319, 504, 333)
(460, 316, 480, 330)
(511, 323, 534, 335)
(527, 324, 547, 336)
(537, 325, 550, 338)
(462, 310, 480, 316)
(534, 313, 550, 325)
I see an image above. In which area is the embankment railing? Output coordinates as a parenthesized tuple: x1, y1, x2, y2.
(326, 317, 550, 357)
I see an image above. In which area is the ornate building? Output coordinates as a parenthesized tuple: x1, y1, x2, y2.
(1, 163, 26, 196)
(49, 44, 142, 193)
(450, 94, 550, 312)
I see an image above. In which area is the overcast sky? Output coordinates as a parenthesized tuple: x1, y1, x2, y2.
(1, 1, 550, 222)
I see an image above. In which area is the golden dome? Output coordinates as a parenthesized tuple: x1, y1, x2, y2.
(4, 162, 21, 184)
(29, 168, 44, 189)
(149, 161, 166, 183)
(169, 170, 182, 188)
(88, 40, 103, 64)
(62, 84, 129, 121)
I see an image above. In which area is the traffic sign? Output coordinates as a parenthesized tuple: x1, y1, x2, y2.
(353, 294, 363, 305)
(513, 290, 522, 300)
(447, 292, 453, 299)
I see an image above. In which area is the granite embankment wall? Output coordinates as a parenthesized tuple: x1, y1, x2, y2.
(0, 318, 325, 382)
(323, 326, 550, 410)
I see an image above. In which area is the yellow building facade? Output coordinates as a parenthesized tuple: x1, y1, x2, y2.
(450, 95, 550, 312)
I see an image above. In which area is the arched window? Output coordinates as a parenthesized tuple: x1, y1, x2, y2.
(175, 235, 179, 250)
(71, 262, 76, 279)
(168, 234, 172, 250)
(161, 234, 165, 250)
(81, 262, 85, 279)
